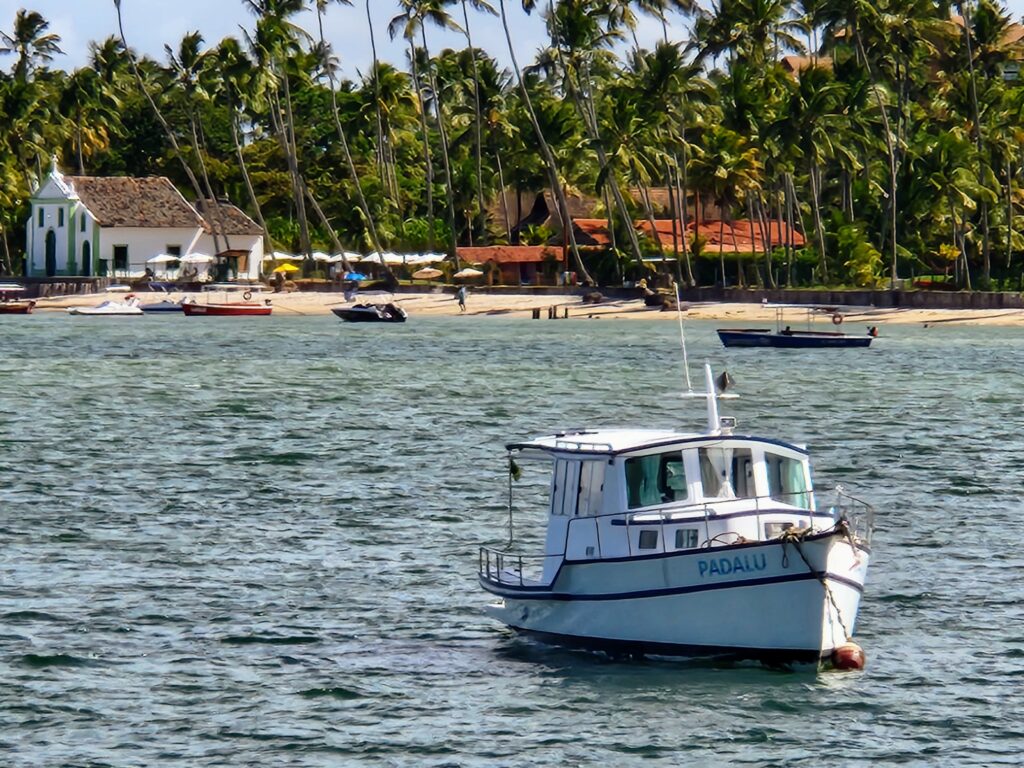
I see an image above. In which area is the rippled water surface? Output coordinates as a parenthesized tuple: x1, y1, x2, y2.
(2, 313, 1022, 766)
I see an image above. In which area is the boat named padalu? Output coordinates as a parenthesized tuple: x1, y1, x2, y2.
(478, 365, 874, 668)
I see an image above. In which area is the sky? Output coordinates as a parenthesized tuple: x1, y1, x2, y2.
(0, 0, 671, 78)
(3, 1, 1024, 78)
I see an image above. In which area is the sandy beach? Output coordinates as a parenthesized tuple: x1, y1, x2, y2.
(31, 288, 1024, 326)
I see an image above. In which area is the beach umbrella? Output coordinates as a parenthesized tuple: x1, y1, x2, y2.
(147, 254, 179, 264)
(273, 263, 300, 273)
(271, 251, 301, 261)
(312, 251, 332, 262)
(180, 253, 214, 264)
(453, 267, 483, 278)
(412, 267, 444, 279)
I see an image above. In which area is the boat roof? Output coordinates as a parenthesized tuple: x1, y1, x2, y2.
(507, 428, 807, 457)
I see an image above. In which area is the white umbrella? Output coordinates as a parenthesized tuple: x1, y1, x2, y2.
(312, 251, 332, 262)
(272, 250, 301, 261)
(180, 253, 214, 264)
(362, 252, 382, 264)
(454, 267, 484, 278)
(147, 254, 180, 264)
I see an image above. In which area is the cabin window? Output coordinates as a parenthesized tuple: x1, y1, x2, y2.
(766, 454, 811, 509)
(675, 528, 699, 549)
(625, 450, 687, 509)
(699, 447, 755, 499)
(576, 461, 604, 517)
(638, 530, 659, 550)
(37, 208, 44, 227)
(551, 460, 581, 516)
(58, 208, 64, 227)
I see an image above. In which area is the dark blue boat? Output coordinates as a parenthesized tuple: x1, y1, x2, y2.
(718, 305, 876, 348)
(717, 328, 873, 348)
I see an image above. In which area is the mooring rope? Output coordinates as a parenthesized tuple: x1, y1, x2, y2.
(779, 526, 852, 642)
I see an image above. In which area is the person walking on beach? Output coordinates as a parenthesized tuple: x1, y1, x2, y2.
(456, 285, 467, 313)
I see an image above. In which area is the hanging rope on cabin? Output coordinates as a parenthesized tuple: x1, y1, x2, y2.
(779, 526, 852, 642)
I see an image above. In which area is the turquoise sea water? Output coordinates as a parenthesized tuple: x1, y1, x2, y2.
(1, 313, 1022, 766)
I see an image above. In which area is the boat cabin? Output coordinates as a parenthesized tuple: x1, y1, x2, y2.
(506, 428, 829, 583)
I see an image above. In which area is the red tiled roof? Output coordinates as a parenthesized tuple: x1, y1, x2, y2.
(458, 245, 561, 264)
(569, 218, 804, 254)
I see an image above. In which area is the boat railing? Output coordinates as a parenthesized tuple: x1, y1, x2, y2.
(562, 491, 821, 561)
(832, 486, 875, 545)
(478, 546, 558, 587)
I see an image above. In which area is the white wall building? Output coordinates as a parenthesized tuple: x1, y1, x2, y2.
(26, 160, 264, 280)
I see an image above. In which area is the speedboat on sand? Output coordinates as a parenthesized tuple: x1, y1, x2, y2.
(331, 302, 407, 323)
(478, 364, 874, 669)
(68, 296, 144, 316)
(0, 284, 34, 314)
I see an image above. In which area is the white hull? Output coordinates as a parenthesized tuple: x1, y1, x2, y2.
(482, 533, 867, 661)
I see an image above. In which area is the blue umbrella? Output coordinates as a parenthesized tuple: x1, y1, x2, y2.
(344, 272, 367, 281)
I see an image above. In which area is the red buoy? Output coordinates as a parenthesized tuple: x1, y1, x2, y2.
(831, 641, 866, 671)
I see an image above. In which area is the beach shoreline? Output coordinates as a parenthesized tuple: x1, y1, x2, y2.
(30, 289, 1024, 326)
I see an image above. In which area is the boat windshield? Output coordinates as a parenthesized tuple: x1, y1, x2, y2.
(765, 452, 812, 509)
(699, 447, 755, 499)
(625, 450, 687, 509)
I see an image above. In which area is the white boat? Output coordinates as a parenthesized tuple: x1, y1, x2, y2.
(478, 365, 874, 666)
(68, 296, 144, 316)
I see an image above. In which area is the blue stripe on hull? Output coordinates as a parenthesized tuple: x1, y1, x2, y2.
(481, 570, 864, 601)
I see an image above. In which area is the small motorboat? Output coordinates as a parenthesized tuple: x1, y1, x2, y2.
(139, 299, 185, 313)
(331, 302, 407, 323)
(478, 365, 874, 666)
(181, 299, 272, 316)
(68, 296, 144, 316)
(718, 306, 875, 349)
(0, 284, 34, 314)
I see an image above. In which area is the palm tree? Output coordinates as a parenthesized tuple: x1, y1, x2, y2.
(0, 10, 64, 81)
(112, 0, 211, 236)
(313, 0, 383, 265)
(505, 0, 593, 284)
(390, 0, 463, 261)
(459, 0, 497, 232)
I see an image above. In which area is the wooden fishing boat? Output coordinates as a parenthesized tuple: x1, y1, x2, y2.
(0, 284, 34, 314)
(181, 300, 272, 317)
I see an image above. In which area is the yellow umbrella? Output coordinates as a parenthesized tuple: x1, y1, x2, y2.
(273, 263, 300, 273)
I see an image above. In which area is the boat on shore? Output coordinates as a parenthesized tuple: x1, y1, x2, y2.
(68, 296, 144, 316)
(332, 302, 407, 323)
(718, 306, 876, 348)
(181, 300, 272, 317)
(139, 298, 185, 313)
(0, 284, 34, 314)
(478, 365, 874, 666)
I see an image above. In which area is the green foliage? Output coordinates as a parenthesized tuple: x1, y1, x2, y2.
(837, 224, 885, 287)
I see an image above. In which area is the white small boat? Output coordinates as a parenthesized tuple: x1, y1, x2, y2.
(68, 296, 144, 316)
(478, 365, 873, 667)
(139, 299, 184, 313)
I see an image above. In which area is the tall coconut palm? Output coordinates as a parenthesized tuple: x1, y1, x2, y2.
(390, 0, 463, 261)
(508, 0, 593, 284)
(314, 0, 383, 265)
(459, 0, 497, 232)
(112, 0, 213, 240)
(0, 9, 64, 81)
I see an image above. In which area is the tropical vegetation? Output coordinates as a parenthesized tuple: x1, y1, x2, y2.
(1, 0, 1023, 289)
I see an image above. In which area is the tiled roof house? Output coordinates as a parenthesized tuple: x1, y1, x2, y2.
(26, 160, 265, 279)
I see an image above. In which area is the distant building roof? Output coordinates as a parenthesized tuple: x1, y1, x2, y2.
(196, 199, 263, 237)
(780, 55, 833, 76)
(67, 176, 204, 229)
(569, 218, 805, 254)
(459, 245, 560, 264)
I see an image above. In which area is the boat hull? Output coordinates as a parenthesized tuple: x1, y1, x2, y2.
(331, 304, 407, 323)
(482, 533, 867, 661)
(0, 301, 34, 314)
(718, 330, 872, 348)
(182, 303, 272, 316)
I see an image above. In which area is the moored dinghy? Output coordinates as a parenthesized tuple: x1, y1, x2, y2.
(68, 296, 144, 316)
(478, 365, 874, 666)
